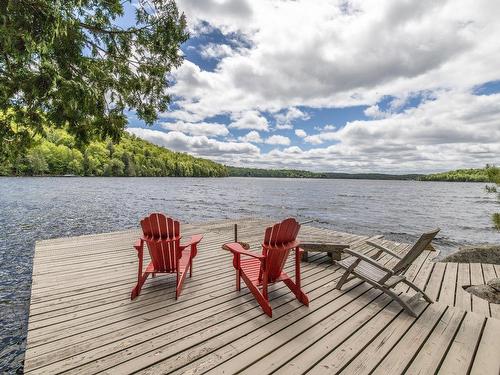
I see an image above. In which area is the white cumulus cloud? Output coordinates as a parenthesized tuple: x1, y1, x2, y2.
(275, 107, 310, 129)
(265, 135, 291, 146)
(238, 130, 263, 143)
(161, 121, 229, 137)
(127, 128, 260, 159)
(229, 111, 269, 131)
(295, 129, 307, 138)
(200, 43, 235, 60)
(171, 0, 500, 121)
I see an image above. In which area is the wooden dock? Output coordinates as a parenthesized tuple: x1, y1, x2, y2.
(24, 218, 500, 374)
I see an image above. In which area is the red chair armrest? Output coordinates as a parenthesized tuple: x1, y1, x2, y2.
(224, 242, 265, 260)
(180, 234, 203, 249)
(134, 238, 145, 251)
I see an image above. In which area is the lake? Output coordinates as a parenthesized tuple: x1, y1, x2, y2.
(0, 177, 498, 372)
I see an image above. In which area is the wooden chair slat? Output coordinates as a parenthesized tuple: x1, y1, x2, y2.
(393, 228, 440, 273)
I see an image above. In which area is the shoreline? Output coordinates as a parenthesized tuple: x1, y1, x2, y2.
(440, 244, 500, 264)
(0, 175, 490, 182)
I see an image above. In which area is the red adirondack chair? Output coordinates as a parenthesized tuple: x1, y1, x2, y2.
(224, 218, 309, 317)
(131, 213, 203, 300)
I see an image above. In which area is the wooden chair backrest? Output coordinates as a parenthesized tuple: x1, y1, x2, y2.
(393, 228, 440, 274)
(262, 218, 301, 282)
(140, 213, 181, 272)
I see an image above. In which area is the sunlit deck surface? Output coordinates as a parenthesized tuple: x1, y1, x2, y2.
(25, 218, 500, 374)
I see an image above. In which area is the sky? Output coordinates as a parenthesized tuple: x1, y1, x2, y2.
(125, 0, 500, 173)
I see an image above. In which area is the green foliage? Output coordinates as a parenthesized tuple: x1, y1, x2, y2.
(0, 126, 228, 177)
(26, 148, 48, 175)
(419, 168, 490, 182)
(0, 0, 189, 160)
(486, 165, 500, 184)
(227, 166, 322, 178)
(485, 165, 500, 231)
(493, 213, 500, 230)
(227, 166, 421, 180)
(104, 158, 125, 176)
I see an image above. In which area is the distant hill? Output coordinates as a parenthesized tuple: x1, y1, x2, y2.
(4, 127, 490, 181)
(419, 167, 490, 182)
(0, 127, 228, 177)
(227, 166, 422, 180)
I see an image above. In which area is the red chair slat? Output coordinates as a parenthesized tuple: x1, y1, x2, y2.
(158, 215, 169, 239)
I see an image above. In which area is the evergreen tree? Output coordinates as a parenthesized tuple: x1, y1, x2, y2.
(107, 142, 115, 158)
(121, 152, 136, 177)
(0, 0, 189, 161)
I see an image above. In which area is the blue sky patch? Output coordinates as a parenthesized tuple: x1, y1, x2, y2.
(181, 22, 251, 72)
(473, 80, 500, 95)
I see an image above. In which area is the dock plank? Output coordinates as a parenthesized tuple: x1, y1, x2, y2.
(470, 318, 500, 375)
(405, 307, 465, 374)
(370, 303, 447, 375)
(438, 312, 485, 375)
(455, 262, 472, 312)
(470, 263, 489, 317)
(439, 262, 458, 306)
(424, 261, 446, 300)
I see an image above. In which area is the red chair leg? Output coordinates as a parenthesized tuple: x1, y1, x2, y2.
(236, 268, 241, 291)
(283, 278, 309, 306)
(262, 272, 268, 300)
(241, 271, 272, 317)
(295, 247, 302, 289)
(131, 272, 149, 300)
(285, 247, 309, 306)
(176, 258, 191, 299)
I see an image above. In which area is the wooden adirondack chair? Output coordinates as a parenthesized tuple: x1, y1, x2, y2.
(335, 228, 440, 317)
(131, 213, 203, 300)
(224, 218, 309, 317)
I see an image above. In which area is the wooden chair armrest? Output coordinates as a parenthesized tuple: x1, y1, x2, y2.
(343, 248, 394, 275)
(224, 242, 265, 260)
(365, 240, 402, 259)
(180, 234, 203, 249)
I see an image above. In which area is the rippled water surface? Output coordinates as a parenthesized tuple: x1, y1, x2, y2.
(1, 177, 499, 372)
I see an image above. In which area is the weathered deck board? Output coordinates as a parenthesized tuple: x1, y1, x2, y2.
(24, 218, 499, 374)
(470, 318, 500, 375)
(405, 306, 466, 374)
(438, 312, 486, 375)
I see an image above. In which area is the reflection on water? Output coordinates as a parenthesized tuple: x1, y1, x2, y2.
(0, 177, 498, 372)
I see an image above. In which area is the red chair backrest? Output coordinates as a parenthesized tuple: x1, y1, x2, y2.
(261, 218, 301, 282)
(140, 213, 181, 272)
